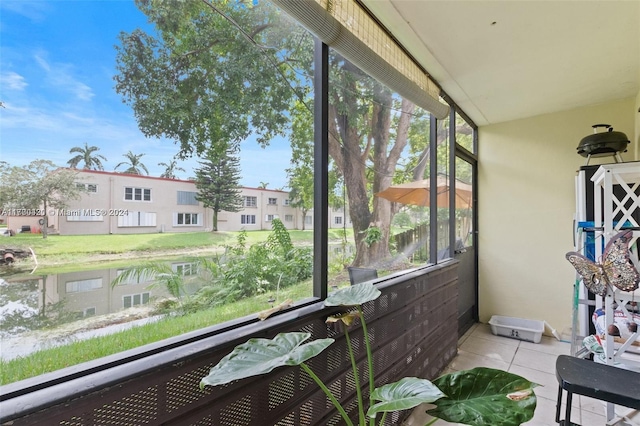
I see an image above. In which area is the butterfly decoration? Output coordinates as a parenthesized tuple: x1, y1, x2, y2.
(566, 230, 640, 296)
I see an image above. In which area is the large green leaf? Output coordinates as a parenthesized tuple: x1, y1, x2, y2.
(324, 282, 381, 307)
(367, 377, 446, 418)
(427, 368, 538, 426)
(200, 332, 334, 388)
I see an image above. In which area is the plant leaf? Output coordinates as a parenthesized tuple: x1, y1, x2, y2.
(326, 311, 360, 326)
(324, 282, 381, 307)
(367, 377, 446, 418)
(427, 368, 538, 426)
(200, 332, 334, 388)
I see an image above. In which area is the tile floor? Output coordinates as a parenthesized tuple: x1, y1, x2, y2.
(402, 323, 640, 426)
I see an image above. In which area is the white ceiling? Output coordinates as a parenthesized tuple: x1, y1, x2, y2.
(362, 0, 640, 126)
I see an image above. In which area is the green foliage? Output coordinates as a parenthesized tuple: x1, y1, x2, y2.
(158, 159, 185, 179)
(114, 150, 149, 175)
(200, 332, 334, 388)
(367, 377, 445, 418)
(362, 226, 382, 247)
(194, 222, 312, 305)
(428, 368, 538, 426)
(266, 218, 293, 255)
(67, 142, 108, 170)
(114, 0, 312, 158)
(392, 211, 412, 228)
(0, 159, 84, 238)
(194, 145, 243, 231)
(202, 282, 537, 426)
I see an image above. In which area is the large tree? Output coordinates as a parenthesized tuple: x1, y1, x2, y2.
(194, 144, 243, 231)
(67, 142, 108, 170)
(114, 0, 425, 266)
(0, 160, 84, 238)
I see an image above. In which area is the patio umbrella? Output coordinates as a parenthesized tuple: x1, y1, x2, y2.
(375, 176, 472, 208)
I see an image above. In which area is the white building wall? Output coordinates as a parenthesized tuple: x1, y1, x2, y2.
(51, 170, 325, 235)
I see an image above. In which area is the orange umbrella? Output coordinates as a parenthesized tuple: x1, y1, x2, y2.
(375, 176, 472, 208)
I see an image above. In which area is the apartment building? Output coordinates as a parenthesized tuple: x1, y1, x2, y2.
(7, 170, 348, 235)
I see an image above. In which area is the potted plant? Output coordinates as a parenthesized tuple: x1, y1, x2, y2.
(201, 282, 537, 426)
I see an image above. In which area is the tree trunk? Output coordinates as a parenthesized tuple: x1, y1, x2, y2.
(328, 77, 414, 267)
(42, 201, 48, 239)
(212, 209, 218, 232)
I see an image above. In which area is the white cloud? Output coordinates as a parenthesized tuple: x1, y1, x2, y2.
(0, 1, 51, 23)
(0, 71, 28, 91)
(34, 53, 51, 72)
(33, 52, 95, 101)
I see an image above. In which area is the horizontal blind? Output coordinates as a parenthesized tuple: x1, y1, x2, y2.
(272, 0, 449, 119)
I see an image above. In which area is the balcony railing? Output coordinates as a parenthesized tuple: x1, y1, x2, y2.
(0, 261, 458, 426)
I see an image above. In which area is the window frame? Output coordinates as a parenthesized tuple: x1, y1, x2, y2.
(241, 214, 256, 225)
(176, 212, 200, 226)
(124, 186, 152, 202)
(243, 196, 257, 207)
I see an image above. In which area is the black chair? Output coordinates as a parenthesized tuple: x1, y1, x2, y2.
(555, 354, 640, 425)
(347, 267, 378, 285)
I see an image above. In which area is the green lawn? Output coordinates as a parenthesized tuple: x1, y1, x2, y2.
(0, 279, 318, 385)
(1, 228, 353, 271)
(4, 229, 351, 255)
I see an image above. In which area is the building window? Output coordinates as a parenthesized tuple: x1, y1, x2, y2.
(124, 187, 151, 201)
(177, 191, 198, 205)
(268, 197, 277, 205)
(65, 278, 103, 293)
(118, 211, 156, 227)
(76, 183, 97, 193)
(266, 214, 278, 222)
(285, 214, 293, 222)
(176, 212, 199, 226)
(284, 199, 290, 206)
(335, 216, 343, 225)
(243, 196, 257, 207)
(304, 216, 312, 225)
(172, 262, 198, 276)
(241, 214, 256, 225)
(123, 292, 150, 308)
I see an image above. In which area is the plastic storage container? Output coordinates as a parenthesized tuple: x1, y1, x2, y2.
(489, 315, 544, 343)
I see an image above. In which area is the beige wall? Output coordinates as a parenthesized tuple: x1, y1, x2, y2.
(477, 97, 637, 336)
(635, 89, 640, 159)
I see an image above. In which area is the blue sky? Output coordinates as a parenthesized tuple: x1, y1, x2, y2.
(0, 0, 291, 189)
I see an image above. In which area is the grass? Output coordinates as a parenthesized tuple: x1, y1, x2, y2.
(0, 279, 320, 385)
(2, 229, 353, 269)
(0, 227, 357, 384)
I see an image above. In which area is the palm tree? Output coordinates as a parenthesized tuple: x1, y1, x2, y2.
(67, 142, 107, 170)
(158, 160, 185, 179)
(115, 151, 149, 175)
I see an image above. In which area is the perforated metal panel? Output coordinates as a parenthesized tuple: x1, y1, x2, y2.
(0, 262, 459, 426)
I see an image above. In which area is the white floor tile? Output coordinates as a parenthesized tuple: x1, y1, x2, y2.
(459, 335, 518, 364)
(512, 347, 558, 373)
(404, 322, 628, 426)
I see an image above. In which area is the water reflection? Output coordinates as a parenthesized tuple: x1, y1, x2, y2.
(1, 245, 354, 360)
(0, 260, 200, 360)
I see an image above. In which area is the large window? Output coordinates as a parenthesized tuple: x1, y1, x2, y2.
(241, 214, 256, 225)
(175, 212, 199, 226)
(0, 0, 477, 385)
(329, 50, 436, 268)
(177, 191, 198, 205)
(118, 211, 157, 227)
(124, 187, 151, 201)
